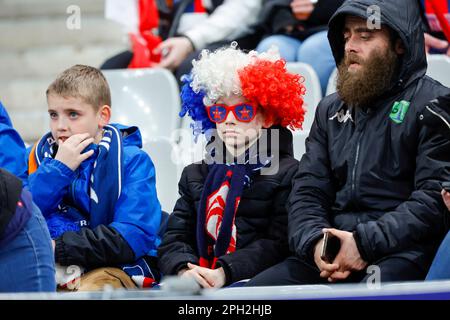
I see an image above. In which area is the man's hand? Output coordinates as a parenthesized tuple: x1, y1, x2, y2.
(424, 33, 450, 56)
(154, 37, 194, 71)
(314, 236, 340, 279)
(442, 189, 450, 211)
(324, 228, 368, 282)
(291, 0, 315, 21)
(54, 133, 94, 171)
(179, 263, 226, 288)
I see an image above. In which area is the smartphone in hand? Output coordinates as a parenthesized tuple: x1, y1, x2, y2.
(320, 231, 341, 263)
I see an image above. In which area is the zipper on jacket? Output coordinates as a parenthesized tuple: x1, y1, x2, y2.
(70, 169, 80, 203)
(350, 108, 371, 206)
(425, 105, 450, 131)
(351, 132, 363, 203)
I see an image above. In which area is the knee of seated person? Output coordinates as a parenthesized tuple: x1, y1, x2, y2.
(257, 35, 299, 55)
(297, 32, 332, 59)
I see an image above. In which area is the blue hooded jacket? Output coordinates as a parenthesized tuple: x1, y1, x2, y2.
(27, 123, 162, 267)
(0, 101, 27, 182)
(0, 102, 32, 247)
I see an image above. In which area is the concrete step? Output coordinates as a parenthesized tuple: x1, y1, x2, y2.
(0, 44, 128, 79)
(0, 77, 52, 113)
(2, 77, 52, 142)
(0, 0, 104, 19)
(8, 109, 49, 144)
(0, 15, 126, 51)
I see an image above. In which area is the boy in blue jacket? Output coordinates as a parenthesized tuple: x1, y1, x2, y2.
(0, 101, 28, 182)
(27, 65, 162, 290)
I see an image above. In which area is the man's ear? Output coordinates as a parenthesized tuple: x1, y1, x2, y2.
(395, 39, 405, 55)
(98, 105, 111, 128)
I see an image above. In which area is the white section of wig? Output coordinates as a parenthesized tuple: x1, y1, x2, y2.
(190, 42, 281, 105)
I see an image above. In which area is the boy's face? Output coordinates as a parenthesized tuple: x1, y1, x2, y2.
(47, 94, 109, 145)
(214, 94, 265, 152)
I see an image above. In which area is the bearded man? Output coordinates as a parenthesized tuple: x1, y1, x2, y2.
(246, 0, 450, 286)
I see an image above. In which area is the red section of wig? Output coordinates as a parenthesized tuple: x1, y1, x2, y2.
(238, 59, 306, 130)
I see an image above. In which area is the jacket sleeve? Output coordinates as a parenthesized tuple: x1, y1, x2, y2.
(354, 97, 450, 263)
(0, 102, 28, 182)
(260, 0, 344, 35)
(109, 149, 162, 259)
(216, 162, 297, 285)
(27, 158, 75, 216)
(55, 225, 135, 267)
(288, 99, 337, 263)
(308, 0, 345, 25)
(55, 148, 162, 268)
(157, 166, 200, 276)
(183, 0, 262, 50)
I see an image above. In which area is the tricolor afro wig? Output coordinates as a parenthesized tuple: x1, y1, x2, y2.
(180, 42, 306, 140)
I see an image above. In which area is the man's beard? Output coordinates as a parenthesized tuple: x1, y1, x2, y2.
(336, 46, 399, 107)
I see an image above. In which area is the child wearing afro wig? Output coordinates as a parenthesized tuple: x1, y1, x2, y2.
(157, 43, 307, 288)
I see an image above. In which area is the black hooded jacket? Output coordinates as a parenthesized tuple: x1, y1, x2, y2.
(288, 0, 450, 273)
(258, 0, 345, 41)
(158, 127, 298, 285)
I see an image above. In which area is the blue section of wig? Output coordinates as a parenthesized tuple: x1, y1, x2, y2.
(179, 74, 215, 142)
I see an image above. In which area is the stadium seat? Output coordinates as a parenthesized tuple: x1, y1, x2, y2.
(286, 63, 323, 161)
(292, 131, 308, 161)
(286, 62, 323, 131)
(103, 68, 181, 144)
(143, 137, 184, 213)
(426, 54, 450, 87)
(326, 67, 338, 96)
(158, 211, 170, 238)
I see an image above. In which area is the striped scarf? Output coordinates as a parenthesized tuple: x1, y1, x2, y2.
(196, 146, 271, 269)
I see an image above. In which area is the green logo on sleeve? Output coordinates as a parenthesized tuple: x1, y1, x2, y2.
(390, 100, 410, 124)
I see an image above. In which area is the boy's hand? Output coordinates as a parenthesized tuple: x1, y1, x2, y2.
(179, 263, 226, 288)
(54, 133, 94, 171)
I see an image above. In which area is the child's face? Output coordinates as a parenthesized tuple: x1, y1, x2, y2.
(47, 94, 109, 145)
(214, 94, 265, 152)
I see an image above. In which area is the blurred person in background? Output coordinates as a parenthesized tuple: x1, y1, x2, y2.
(101, 0, 263, 86)
(256, 0, 344, 95)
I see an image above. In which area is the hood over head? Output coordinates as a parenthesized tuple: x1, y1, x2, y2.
(328, 0, 427, 89)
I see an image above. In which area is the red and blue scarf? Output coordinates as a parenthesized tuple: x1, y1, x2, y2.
(196, 145, 270, 269)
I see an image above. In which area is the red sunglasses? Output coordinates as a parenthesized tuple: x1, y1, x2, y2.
(205, 103, 258, 123)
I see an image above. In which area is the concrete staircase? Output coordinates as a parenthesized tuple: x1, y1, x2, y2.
(0, 0, 128, 143)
